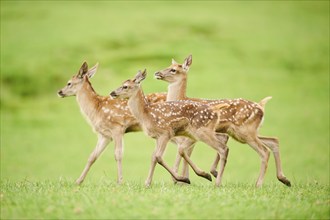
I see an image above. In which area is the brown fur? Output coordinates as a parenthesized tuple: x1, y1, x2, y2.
(154, 55, 291, 187)
(58, 62, 167, 185)
(110, 70, 230, 187)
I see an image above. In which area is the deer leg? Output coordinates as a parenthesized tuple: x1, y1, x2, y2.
(145, 148, 158, 187)
(155, 136, 191, 184)
(113, 133, 124, 184)
(193, 131, 230, 185)
(172, 152, 182, 184)
(76, 135, 111, 185)
(210, 134, 229, 178)
(181, 143, 195, 178)
(178, 144, 212, 182)
(259, 136, 291, 187)
(215, 147, 229, 187)
(210, 154, 220, 178)
(246, 138, 270, 188)
(145, 136, 190, 187)
(171, 137, 186, 184)
(214, 133, 230, 187)
(171, 138, 195, 184)
(179, 138, 196, 178)
(195, 132, 229, 187)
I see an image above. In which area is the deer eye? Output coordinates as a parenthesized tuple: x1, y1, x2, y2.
(67, 82, 72, 86)
(123, 86, 128, 89)
(170, 69, 176, 73)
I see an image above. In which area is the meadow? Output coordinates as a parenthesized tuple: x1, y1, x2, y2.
(1, 1, 329, 219)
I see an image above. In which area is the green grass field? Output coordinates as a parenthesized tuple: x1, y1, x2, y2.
(1, 1, 329, 219)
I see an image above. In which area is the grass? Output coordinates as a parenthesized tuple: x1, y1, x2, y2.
(1, 179, 329, 219)
(1, 1, 329, 219)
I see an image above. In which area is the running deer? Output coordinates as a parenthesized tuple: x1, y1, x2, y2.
(154, 55, 291, 187)
(57, 62, 166, 184)
(110, 69, 230, 187)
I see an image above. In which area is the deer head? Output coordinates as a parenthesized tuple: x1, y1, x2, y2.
(154, 54, 192, 83)
(110, 69, 147, 99)
(57, 61, 98, 98)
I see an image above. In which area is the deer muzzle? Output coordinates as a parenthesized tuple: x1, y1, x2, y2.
(154, 71, 163, 80)
(110, 91, 118, 98)
(57, 90, 65, 98)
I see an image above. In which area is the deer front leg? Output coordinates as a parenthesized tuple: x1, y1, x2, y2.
(259, 136, 291, 187)
(113, 132, 124, 184)
(76, 135, 111, 185)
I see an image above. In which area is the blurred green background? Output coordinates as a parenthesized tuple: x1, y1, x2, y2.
(1, 1, 329, 186)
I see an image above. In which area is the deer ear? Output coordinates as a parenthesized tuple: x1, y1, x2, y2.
(133, 69, 147, 84)
(172, 59, 178, 65)
(78, 61, 89, 78)
(87, 62, 99, 78)
(182, 54, 192, 72)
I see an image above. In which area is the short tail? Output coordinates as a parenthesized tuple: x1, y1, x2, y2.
(259, 96, 272, 111)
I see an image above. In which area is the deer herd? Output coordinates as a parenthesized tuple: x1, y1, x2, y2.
(57, 55, 291, 188)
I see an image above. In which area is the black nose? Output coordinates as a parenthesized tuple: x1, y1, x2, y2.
(154, 71, 162, 79)
(110, 91, 117, 98)
(58, 90, 64, 97)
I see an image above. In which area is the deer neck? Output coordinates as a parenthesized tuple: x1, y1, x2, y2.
(127, 88, 149, 123)
(76, 79, 100, 124)
(166, 76, 187, 101)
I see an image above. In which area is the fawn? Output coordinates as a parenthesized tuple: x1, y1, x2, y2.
(57, 62, 166, 184)
(154, 55, 291, 187)
(110, 69, 230, 187)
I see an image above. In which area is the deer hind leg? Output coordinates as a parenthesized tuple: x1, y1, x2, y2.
(210, 134, 229, 178)
(246, 137, 270, 188)
(259, 136, 291, 187)
(76, 135, 111, 185)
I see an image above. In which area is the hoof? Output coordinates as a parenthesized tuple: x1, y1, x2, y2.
(145, 180, 152, 188)
(179, 177, 191, 184)
(279, 178, 291, 187)
(75, 179, 83, 185)
(210, 170, 218, 178)
(204, 173, 212, 182)
(171, 176, 178, 184)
